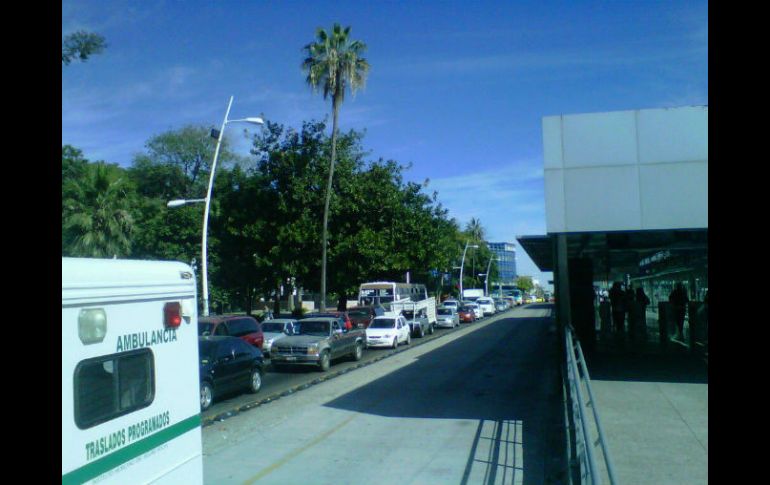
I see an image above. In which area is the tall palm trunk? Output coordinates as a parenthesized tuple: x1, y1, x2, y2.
(320, 98, 340, 311)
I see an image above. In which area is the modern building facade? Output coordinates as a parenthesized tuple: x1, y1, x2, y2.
(487, 242, 517, 283)
(518, 105, 707, 345)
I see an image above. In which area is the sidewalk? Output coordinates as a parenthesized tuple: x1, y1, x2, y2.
(583, 311, 708, 484)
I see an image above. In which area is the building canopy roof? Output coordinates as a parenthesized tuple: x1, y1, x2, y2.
(517, 229, 707, 280)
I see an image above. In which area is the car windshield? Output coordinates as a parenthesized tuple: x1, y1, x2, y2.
(296, 320, 330, 336)
(227, 319, 259, 337)
(262, 322, 287, 333)
(437, 309, 452, 315)
(369, 318, 395, 329)
(402, 310, 414, 319)
(348, 310, 369, 318)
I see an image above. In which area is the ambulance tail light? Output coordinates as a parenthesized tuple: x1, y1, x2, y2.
(164, 302, 182, 328)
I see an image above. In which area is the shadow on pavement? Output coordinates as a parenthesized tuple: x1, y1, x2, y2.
(323, 315, 568, 485)
(583, 345, 707, 384)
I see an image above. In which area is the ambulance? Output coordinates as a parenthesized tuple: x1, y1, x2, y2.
(62, 258, 203, 485)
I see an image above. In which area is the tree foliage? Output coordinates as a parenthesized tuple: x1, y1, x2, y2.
(62, 119, 481, 312)
(62, 161, 135, 258)
(62, 31, 107, 65)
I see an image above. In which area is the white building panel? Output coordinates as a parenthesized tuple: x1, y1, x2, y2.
(544, 170, 566, 233)
(564, 166, 641, 231)
(637, 106, 708, 164)
(542, 106, 708, 233)
(562, 110, 638, 168)
(542, 116, 564, 169)
(639, 161, 708, 229)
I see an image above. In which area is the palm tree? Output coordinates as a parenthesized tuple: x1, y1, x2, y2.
(63, 163, 134, 258)
(302, 23, 370, 310)
(466, 217, 485, 242)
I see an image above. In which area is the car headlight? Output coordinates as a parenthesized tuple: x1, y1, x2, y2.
(382, 334, 391, 338)
(307, 344, 319, 355)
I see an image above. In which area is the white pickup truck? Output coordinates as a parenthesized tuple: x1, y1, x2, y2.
(388, 298, 438, 338)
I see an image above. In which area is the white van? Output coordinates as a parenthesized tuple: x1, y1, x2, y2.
(475, 297, 496, 316)
(62, 258, 203, 485)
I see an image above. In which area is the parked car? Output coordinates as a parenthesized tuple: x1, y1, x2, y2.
(304, 311, 354, 330)
(347, 306, 383, 329)
(475, 297, 496, 316)
(436, 307, 460, 328)
(458, 305, 477, 323)
(441, 299, 459, 312)
(270, 317, 365, 371)
(366, 315, 411, 348)
(463, 302, 483, 320)
(260, 318, 298, 357)
(401, 308, 434, 337)
(198, 315, 264, 349)
(503, 296, 516, 308)
(494, 299, 508, 312)
(198, 336, 264, 411)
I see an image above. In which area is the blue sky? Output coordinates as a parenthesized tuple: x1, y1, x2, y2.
(62, 0, 708, 289)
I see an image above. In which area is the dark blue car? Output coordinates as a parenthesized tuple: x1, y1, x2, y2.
(199, 336, 264, 411)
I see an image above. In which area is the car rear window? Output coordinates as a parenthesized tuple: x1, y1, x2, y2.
(369, 318, 395, 329)
(227, 318, 259, 337)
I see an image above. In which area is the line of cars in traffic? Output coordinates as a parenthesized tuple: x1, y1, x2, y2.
(196, 296, 516, 410)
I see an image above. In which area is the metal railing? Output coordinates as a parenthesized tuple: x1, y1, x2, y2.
(565, 324, 617, 485)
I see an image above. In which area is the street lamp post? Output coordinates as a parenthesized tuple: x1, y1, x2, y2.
(481, 255, 495, 296)
(167, 95, 263, 317)
(459, 241, 479, 300)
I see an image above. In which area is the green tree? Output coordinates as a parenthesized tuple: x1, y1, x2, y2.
(62, 31, 107, 65)
(302, 23, 370, 310)
(63, 162, 135, 258)
(516, 276, 534, 293)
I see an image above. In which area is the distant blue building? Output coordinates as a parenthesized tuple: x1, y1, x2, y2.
(487, 242, 517, 283)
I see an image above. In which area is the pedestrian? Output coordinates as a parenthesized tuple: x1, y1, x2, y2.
(669, 283, 689, 341)
(636, 287, 650, 311)
(609, 282, 626, 334)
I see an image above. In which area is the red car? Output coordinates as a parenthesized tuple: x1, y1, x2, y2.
(458, 306, 477, 323)
(198, 315, 264, 349)
(347, 306, 381, 328)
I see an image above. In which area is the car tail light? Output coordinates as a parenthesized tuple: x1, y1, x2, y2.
(164, 302, 182, 328)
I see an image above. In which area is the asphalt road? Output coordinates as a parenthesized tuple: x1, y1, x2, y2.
(202, 313, 496, 423)
(202, 304, 567, 485)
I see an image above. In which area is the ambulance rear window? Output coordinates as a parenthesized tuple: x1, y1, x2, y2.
(74, 349, 155, 429)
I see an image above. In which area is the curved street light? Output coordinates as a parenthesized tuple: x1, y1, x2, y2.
(459, 241, 479, 300)
(168, 95, 263, 317)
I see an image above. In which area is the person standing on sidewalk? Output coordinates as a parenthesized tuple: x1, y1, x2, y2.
(636, 287, 650, 311)
(609, 282, 626, 334)
(669, 283, 689, 341)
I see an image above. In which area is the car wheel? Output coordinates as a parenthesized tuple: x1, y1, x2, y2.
(429, 324, 434, 335)
(200, 381, 214, 411)
(392, 337, 398, 349)
(318, 351, 331, 372)
(406, 334, 411, 345)
(418, 325, 425, 338)
(248, 368, 262, 393)
(352, 342, 363, 361)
